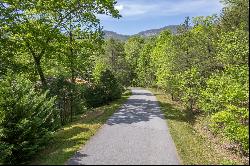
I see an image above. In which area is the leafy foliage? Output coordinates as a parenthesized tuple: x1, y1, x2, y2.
(84, 69, 122, 107)
(123, 0, 249, 155)
(136, 37, 156, 87)
(124, 36, 145, 86)
(0, 0, 122, 164)
(0, 73, 59, 164)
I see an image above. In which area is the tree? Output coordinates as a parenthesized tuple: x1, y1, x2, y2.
(136, 37, 156, 87)
(124, 36, 145, 85)
(0, 73, 59, 164)
(220, 0, 249, 31)
(95, 38, 130, 86)
(1, 0, 120, 88)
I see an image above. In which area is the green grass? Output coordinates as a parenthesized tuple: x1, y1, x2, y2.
(30, 90, 131, 165)
(149, 88, 244, 165)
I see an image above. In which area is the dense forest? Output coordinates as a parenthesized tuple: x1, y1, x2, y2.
(0, 0, 249, 164)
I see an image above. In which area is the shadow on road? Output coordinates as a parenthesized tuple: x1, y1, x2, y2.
(106, 98, 165, 125)
(131, 92, 154, 96)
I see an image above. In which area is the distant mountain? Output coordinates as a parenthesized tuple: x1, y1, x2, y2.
(103, 25, 180, 40)
(103, 30, 130, 40)
(136, 25, 180, 37)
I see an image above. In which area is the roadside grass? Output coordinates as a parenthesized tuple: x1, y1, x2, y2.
(149, 88, 243, 165)
(30, 90, 131, 165)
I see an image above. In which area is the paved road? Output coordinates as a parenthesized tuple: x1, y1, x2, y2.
(67, 88, 180, 165)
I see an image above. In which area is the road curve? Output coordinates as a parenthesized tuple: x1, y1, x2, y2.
(67, 88, 180, 165)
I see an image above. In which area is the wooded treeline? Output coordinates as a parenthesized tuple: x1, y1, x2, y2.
(0, 0, 124, 164)
(122, 0, 249, 156)
(0, 0, 249, 164)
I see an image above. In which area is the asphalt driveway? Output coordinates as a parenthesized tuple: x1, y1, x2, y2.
(67, 88, 180, 165)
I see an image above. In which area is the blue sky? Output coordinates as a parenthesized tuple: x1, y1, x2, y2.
(98, 0, 224, 35)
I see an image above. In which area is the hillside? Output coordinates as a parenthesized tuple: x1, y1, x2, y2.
(104, 25, 180, 40)
(103, 30, 130, 40)
(136, 25, 179, 37)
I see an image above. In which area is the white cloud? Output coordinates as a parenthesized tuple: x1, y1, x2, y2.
(98, 0, 224, 20)
(115, 0, 223, 17)
(115, 5, 124, 11)
(119, 3, 158, 16)
(161, 0, 224, 16)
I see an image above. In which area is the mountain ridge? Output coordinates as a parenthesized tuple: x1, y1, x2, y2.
(103, 25, 180, 40)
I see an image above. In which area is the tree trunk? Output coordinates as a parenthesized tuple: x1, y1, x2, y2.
(69, 16, 74, 122)
(25, 41, 47, 89)
(171, 93, 174, 101)
(34, 57, 47, 88)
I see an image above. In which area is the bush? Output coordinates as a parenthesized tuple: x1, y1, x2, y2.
(48, 76, 73, 125)
(0, 73, 59, 164)
(84, 84, 106, 107)
(210, 107, 249, 153)
(198, 66, 249, 153)
(73, 83, 88, 115)
(48, 76, 87, 124)
(180, 67, 202, 111)
(98, 69, 123, 101)
(84, 69, 122, 107)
